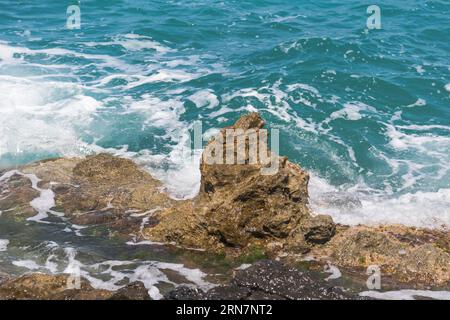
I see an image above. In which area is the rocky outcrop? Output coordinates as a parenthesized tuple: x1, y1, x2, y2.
(165, 260, 364, 300)
(144, 113, 335, 253)
(0, 154, 174, 237)
(0, 112, 448, 289)
(311, 225, 450, 286)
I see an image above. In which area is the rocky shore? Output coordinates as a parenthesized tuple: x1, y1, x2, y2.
(0, 113, 448, 299)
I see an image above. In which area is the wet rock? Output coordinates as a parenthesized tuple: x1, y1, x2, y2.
(3, 154, 174, 237)
(166, 260, 363, 300)
(109, 282, 151, 300)
(145, 113, 334, 253)
(55, 153, 174, 214)
(312, 225, 450, 286)
(164, 286, 206, 300)
(0, 173, 39, 218)
(0, 273, 113, 300)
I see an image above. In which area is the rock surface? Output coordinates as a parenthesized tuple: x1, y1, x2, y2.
(0, 273, 113, 300)
(0, 273, 153, 300)
(311, 225, 450, 286)
(0, 154, 174, 237)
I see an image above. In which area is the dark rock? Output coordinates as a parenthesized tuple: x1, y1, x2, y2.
(164, 286, 206, 300)
(204, 284, 251, 300)
(109, 282, 151, 300)
(303, 215, 336, 244)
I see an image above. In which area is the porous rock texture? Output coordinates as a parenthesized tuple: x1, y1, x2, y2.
(143, 112, 336, 253)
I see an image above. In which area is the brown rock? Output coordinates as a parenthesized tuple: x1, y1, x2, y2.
(312, 225, 450, 286)
(145, 113, 333, 252)
(0, 273, 113, 300)
(109, 282, 151, 300)
(302, 214, 336, 244)
(9, 154, 175, 237)
(0, 173, 39, 218)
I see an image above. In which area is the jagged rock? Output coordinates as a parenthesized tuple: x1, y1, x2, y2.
(0, 273, 113, 300)
(302, 215, 336, 244)
(145, 113, 333, 252)
(165, 260, 363, 300)
(312, 225, 450, 286)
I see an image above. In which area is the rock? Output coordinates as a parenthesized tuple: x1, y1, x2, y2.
(109, 282, 151, 300)
(302, 215, 336, 244)
(0, 173, 39, 218)
(165, 260, 363, 300)
(0, 154, 174, 237)
(0, 273, 153, 300)
(55, 154, 174, 215)
(312, 225, 450, 286)
(164, 286, 206, 300)
(145, 113, 334, 253)
(0, 273, 113, 300)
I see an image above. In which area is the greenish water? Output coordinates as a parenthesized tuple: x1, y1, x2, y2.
(0, 0, 449, 298)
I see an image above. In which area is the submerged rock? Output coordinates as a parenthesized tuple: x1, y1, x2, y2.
(0, 273, 153, 300)
(145, 113, 335, 253)
(166, 260, 363, 300)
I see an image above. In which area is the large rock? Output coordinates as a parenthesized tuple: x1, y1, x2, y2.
(144, 113, 335, 252)
(0, 154, 174, 237)
(311, 225, 450, 286)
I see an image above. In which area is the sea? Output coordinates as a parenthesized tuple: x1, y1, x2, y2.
(0, 0, 449, 298)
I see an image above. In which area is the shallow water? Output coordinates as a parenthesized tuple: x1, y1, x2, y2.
(0, 0, 449, 299)
(0, 213, 231, 299)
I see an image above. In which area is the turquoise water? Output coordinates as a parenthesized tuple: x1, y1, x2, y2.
(0, 0, 449, 227)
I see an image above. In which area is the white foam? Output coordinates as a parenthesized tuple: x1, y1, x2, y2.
(81, 259, 213, 300)
(359, 289, 450, 300)
(83, 34, 173, 54)
(324, 262, 342, 281)
(329, 102, 375, 121)
(413, 65, 425, 75)
(0, 239, 9, 251)
(235, 264, 251, 270)
(309, 173, 450, 228)
(405, 98, 426, 108)
(0, 170, 60, 223)
(445, 83, 450, 92)
(12, 259, 41, 270)
(0, 76, 101, 159)
(188, 89, 219, 109)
